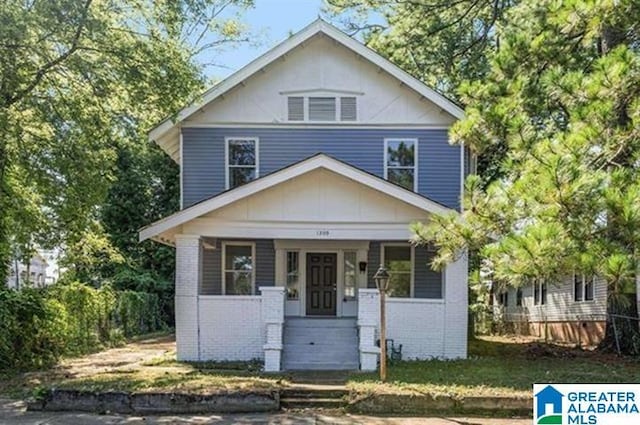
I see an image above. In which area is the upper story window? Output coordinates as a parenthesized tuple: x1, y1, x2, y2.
(226, 138, 258, 189)
(384, 138, 417, 191)
(287, 96, 357, 122)
(574, 274, 594, 302)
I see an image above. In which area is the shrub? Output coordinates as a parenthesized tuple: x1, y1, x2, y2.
(0, 281, 167, 371)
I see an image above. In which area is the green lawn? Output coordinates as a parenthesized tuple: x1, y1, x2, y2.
(348, 336, 640, 398)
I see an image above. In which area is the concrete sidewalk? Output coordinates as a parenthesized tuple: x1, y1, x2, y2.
(1, 398, 530, 425)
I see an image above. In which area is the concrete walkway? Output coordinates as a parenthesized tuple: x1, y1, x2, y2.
(0, 399, 530, 425)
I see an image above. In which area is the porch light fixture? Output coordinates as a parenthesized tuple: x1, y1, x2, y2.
(373, 264, 390, 382)
(359, 261, 367, 273)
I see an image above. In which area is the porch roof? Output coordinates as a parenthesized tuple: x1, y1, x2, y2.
(139, 153, 457, 245)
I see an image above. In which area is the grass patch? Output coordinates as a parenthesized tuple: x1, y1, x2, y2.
(348, 336, 640, 398)
(52, 368, 282, 394)
(0, 334, 285, 400)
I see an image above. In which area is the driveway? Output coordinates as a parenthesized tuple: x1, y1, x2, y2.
(0, 399, 530, 424)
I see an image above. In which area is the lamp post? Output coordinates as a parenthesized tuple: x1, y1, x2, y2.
(373, 264, 390, 382)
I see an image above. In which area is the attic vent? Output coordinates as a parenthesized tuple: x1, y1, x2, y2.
(287, 96, 304, 121)
(340, 97, 357, 121)
(309, 97, 336, 121)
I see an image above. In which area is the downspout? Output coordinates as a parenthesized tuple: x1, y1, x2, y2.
(460, 141, 465, 212)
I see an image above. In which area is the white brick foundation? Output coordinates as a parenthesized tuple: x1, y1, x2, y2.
(357, 253, 468, 366)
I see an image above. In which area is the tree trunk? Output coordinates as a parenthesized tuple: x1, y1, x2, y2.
(0, 135, 10, 286)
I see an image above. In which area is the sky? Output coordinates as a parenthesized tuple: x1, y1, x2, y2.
(210, 0, 328, 80)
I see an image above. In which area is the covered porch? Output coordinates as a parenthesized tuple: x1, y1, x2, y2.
(140, 155, 467, 371)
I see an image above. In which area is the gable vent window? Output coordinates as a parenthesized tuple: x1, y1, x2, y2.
(308, 97, 336, 121)
(287, 95, 359, 122)
(340, 97, 357, 121)
(287, 96, 304, 121)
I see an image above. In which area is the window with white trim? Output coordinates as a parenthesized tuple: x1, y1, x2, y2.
(382, 244, 412, 298)
(226, 138, 258, 189)
(516, 287, 523, 306)
(343, 251, 357, 300)
(286, 251, 300, 300)
(384, 138, 417, 191)
(574, 274, 594, 302)
(223, 243, 254, 295)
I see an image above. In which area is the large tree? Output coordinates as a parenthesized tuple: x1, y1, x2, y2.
(325, 0, 514, 100)
(0, 0, 255, 284)
(414, 1, 640, 353)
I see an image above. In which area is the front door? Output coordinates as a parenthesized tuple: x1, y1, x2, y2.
(306, 253, 337, 316)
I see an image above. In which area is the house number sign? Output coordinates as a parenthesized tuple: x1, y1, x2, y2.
(316, 230, 330, 237)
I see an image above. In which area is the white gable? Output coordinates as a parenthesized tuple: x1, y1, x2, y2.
(186, 34, 455, 126)
(139, 154, 454, 245)
(199, 168, 429, 223)
(150, 20, 463, 162)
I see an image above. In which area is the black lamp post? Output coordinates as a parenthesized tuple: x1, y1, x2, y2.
(373, 264, 390, 382)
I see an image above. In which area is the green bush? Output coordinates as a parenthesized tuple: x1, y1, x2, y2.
(0, 282, 166, 371)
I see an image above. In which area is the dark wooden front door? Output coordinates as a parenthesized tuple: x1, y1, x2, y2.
(306, 253, 337, 316)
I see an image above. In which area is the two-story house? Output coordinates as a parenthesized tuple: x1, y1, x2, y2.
(140, 19, 470, 371)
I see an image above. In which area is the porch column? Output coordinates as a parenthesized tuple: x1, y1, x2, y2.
(175, 234, 201, 361)
(358, 289, 380, 371)
(444, 251, 469, 358)
(261, 286, 285, 372)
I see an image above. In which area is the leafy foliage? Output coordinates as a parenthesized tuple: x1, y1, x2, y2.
(413, 1, 640, 352)
(0, 0, 254, 287)
(0, 282, 165, 371)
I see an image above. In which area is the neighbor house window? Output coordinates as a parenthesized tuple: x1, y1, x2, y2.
(516, 287, 523, 306)
(498, 291, 509, 307)
(223, 243, 255, 295)
(574, 274, 594, 302)
(286, 251, 300, 300)
(384, 139, 417, 191)
(534, 280, 547, 305)
(226, 138, 258, 189)
(344, 251, 357, 300)
(382, 244, 412, 298)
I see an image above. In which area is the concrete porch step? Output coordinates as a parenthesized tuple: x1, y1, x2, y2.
(280, 397, 346, 409)
(285, 317, 357, 328)
(283, 360, 359, 371)
(281, 384, 348, 399)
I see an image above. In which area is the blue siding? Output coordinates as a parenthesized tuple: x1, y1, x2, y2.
(367, 241, 381, 289)
(181, 127, 460, 209)
(414, 246, 443, 299)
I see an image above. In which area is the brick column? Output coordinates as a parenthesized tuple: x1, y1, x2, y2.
(358, 289, 379, 371)
(175, 234, 201, 361)
(444, 250, 468, 359)
(260, 286, 285, 372)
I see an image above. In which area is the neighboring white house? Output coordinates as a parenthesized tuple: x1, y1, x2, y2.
(5, 251, 50, 289)
(140, 19, 470, 371)
(493, 275, 608, 346)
